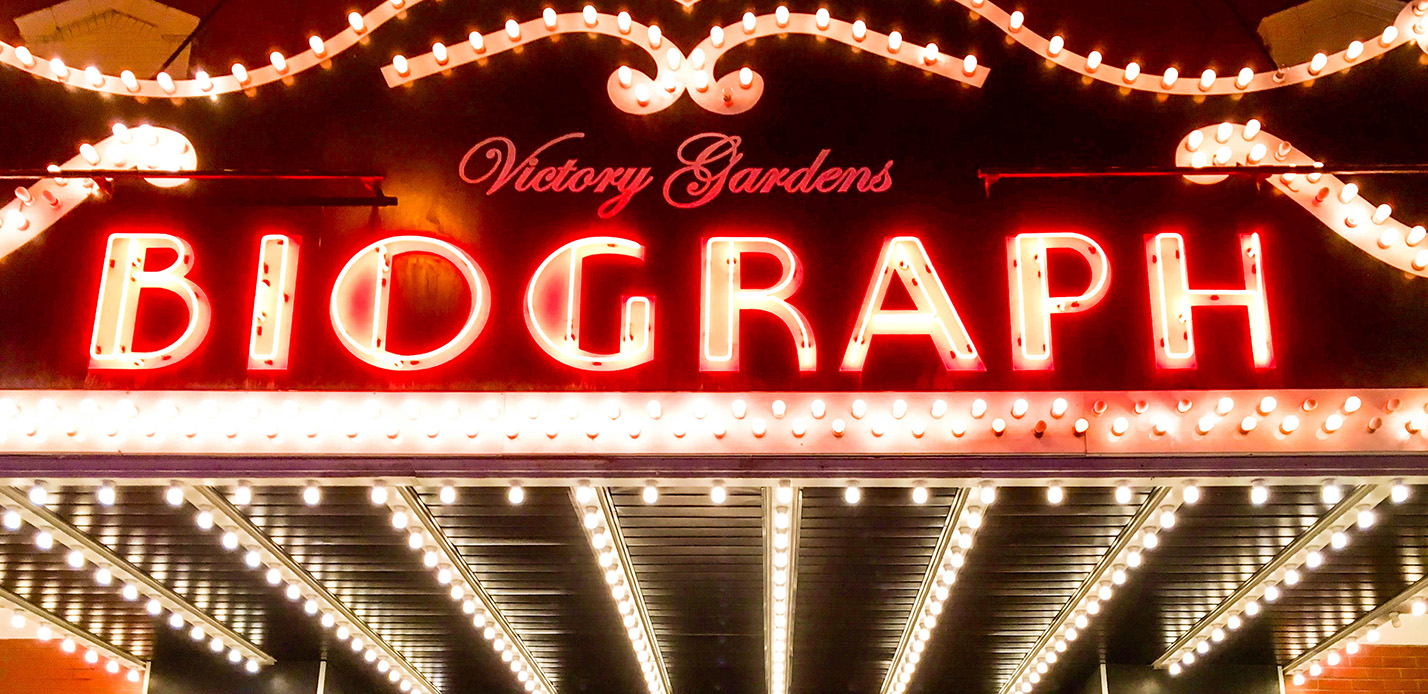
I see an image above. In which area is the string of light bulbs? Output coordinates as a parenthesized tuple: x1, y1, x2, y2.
(1176, 120, 1428, 277)
(766, 481, 800, 694)
(0, 584, 147, 683)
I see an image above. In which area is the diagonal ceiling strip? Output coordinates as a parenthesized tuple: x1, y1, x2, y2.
(1153, 484, 1393, 671)
(880, 486, 975, 694)
(999, 487, 1181, 694)
(185, 485, 438, 694)
(0, 583, 147, 675)
(389, 486, 555, 694)
(569, 485, 671, 694)
(1284, 572, 1428, 680)
(0, 485, 273, 668)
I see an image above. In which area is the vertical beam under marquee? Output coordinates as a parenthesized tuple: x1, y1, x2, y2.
(0, 584, 147, 674)
(187, 485, 438, 694)
(765, 482, 800, 694)
(390, 486, 555, 694)
(880, 487, 973, 694)
(0, 486, 273, 668)
(569, 486, 672, 694)
(999, 487, 1179, 694)
(1153, 485, 1391, 669)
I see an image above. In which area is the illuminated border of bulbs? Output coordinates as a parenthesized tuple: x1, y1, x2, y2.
(184, 485, 440, 694)
(5, 390, 1428, 456)
(0, 485, 273, 674)
(382, 6, 985, 116)
(1177, 121, 1428, 278)
(1002, 486, 1184, 694)
(1284, 572, 1428, 687)
(570, 485, 672, 694)
(766, 481, 799, 694)
(381, 486, 555, 694)
(0, 0, 426, 99)
(952, 0, 1428, 96)
(1157, 484, 1395, 675)
(0, 125, 196, 264)
(0, 584, 147, 682)
(882, 484, 991, 694)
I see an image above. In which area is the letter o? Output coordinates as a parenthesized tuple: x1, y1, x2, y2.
(330, 236, 491, 371)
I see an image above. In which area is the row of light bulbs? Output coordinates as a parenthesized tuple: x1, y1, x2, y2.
(1180, 121, 1428, 278)
(0, 601, 144, 683)
(768, 482, 797, 694)
(1008, 487, 1187, 694)
(886, 484, 996, 694)
(167, 485, 438, 694)
(1288, 597, 1428, 686)
(2, 486, 265, 678)
(573, 484, 668, 694)
(378, 491, 550, 694)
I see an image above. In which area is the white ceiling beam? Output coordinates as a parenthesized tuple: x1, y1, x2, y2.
(186, 484, 438, 694)
(766, 481, 800, 694)
(1154, 484, 1392, 673)
(1000, 486, 1183, 694)
(1284, 572, 1428, 685)
(385, 486, 555, 694)
(570, 485, 671, 694)
(0, 583, 146, 679)
(0, 485, 273, 671)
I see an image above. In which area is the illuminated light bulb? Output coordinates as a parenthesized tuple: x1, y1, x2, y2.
(1213, 146, 1232, 165)
(921, 43, 940, 65)
(634, 84, 650, 105)
(1160, 67, 1178, 88)
(1122, 62, 1140, 83)
(505, 19, 522, 40)
(738, 67, 753, 89)
(1111, 417, 1129, 437)
(1380, 229, 1400, 249)
(887, 31, 903, 53)
(302, 483, 321, 506)
(1228, 67, 1253, 90)
(742, 11, 757, 33)
(616, 65, 633, 88)
(507, 484, 524, 505)
(665, 47, 681, 70)
(979, 483, 997, 505)
(616, 11, 632, 34)
(710, 25, 725, 47)
(1250, 481, 1269, 506)
(1199, 69, 1216, 91)
(710, 483, 727, 505)
(439, 484, 457, 505)
(542, 8, 558, 30)
(1309, 52, 1328, 74)
(432, 42, 449, 66)
(1382, 25, 1400, 45)
(14, 46, 35, 67)
(232, 63, 249, 85)
(1248, 143, 1267, 163)
(1339, 183, 1358, 204)
(815, 9, 830, 30)
(1159, 509, 1177, 528)
(1113, 484, 1133, 505)
(1392, 481, 1410, 503)
(1345, 40, 1364, 61)
(84, 66, 104, 88)
(468, 30, 487, 53)
(1045, 485, 1064, 505)
(392, 54, 411, 77)
(1008, 10, 1025, 31)
(163, 484, 185, 507)
(1306, 550, 1324, 569)
(308, 35, 327, 58)
(1073, 418, 1089, 435)
(49, 57, 69, 81)
(1086, 50, 1102, 71)
(648, 25, 662, 48)
(1279, 415, 1299, 434)
(844, 484, 861, 505)
(270, 51, 288, 74)
(911, 485, 929, 505)
(1372, 204, 1392, 225)
(1239, 416, 1257, 434)
(232, 482, 252, 507)
(1343, 396, 1362, 414)
(1321, 481, 1342, 505)
(1264, 585, 1280, 601)
(1047, 35, 1064, 56)
(1357, 509, 1375, 529)
(775, 6, 790, 27)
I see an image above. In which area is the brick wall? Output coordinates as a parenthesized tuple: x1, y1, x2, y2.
(1289, 644, 1428, 694)
(0, 640, 143, 694)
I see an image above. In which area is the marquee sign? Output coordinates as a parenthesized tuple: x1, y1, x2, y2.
(2, 0, 1428, 461)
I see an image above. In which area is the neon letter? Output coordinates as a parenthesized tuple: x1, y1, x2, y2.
(700, 237, 816, 371)
(1007, 233, 1110, 370)
(1146, 232, 1273, 369)
(248, 234, 301, 371)
(89, 233, 211, 369)
(330, 236, 491, 371)
(842, 236, 981, 371)
(525, 237, 653, 370)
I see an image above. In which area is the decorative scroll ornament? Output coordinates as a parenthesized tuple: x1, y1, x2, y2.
(958, 0, 1428, 96)
(0, 125, 197, 262)
(381, 8, 986, 115)
(1175, 121, 1428, 277)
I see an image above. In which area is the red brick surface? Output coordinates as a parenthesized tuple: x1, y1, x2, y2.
(1289, 645, 1428, 694)
(0, 640, 142, 694)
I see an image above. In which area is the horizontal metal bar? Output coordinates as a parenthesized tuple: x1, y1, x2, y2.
(980, 164, 1428, 181)
(0, 169, 384, 182)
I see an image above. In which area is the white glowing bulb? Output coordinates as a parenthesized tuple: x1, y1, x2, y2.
(1047, 35, 1064, 56)
(912, 485, 928, 505)
(1115, 485, 1132, 505)
(1047, 485, 1064, 505)
(507, 485, 524, 505)
(441, 485, 457, 504)
(1086, 51, 1102, 71)
(887, 31, 902, 53)
(711, 484, 728, 505)
(1309, 52, 1328, 74)
(844, 484, 861, 505)
(738, 67, 754, 88)
(1008, 11, 1024, 31)
(302, 483, 321, 506)
(1122, 62, 1140, 83)
(165, 485, 184, 507)
(1199, 69, 1216, 90)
